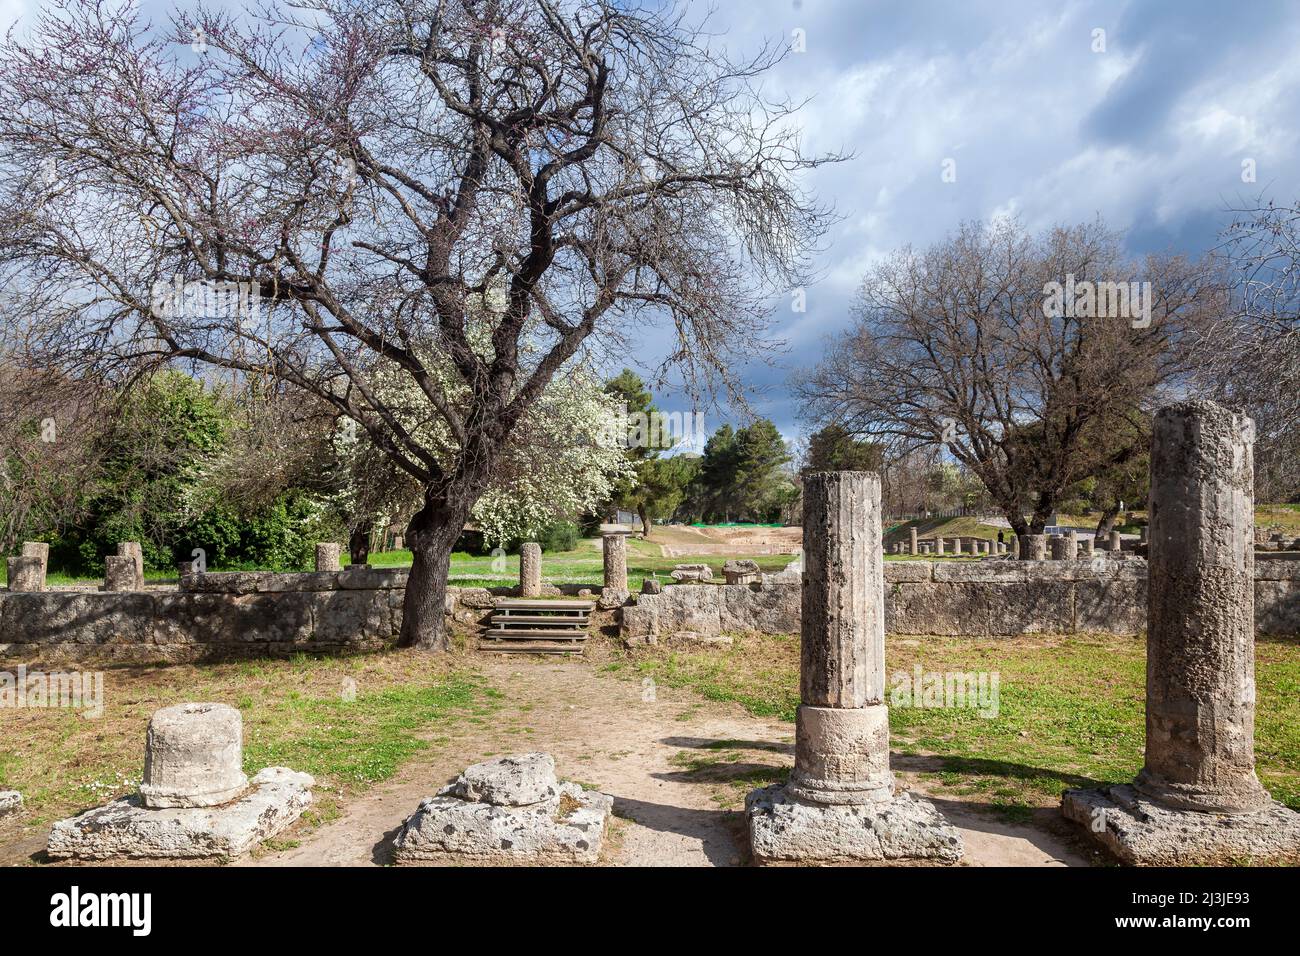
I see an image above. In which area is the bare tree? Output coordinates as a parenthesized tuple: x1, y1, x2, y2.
(0, 0, 835, 647)
(797, 218, 1223, 547)
(1192, 199, 1300, 502)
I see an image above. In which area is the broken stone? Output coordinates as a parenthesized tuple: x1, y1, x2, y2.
(597, 586, 630, 610)
(446, 753, 558, 807)
(670, 563, 713, 583)
(46, 768, 313, 861)
(641, 577, 663, 595)
(0, 790, 22, 818)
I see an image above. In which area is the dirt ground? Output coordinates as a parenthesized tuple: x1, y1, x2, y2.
(651, 525, 803, 558)
(240, 657, 1089, 867)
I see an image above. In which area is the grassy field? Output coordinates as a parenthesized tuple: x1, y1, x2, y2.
(0, 649, 500, 831)
(609, 631, 1300, 821)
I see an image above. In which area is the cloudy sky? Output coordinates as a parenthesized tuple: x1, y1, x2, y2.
(4, 0, 1298, 450)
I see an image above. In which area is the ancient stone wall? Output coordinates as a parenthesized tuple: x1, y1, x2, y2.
(3, 557, 1296, 660)
(623, 557, 1300, 644)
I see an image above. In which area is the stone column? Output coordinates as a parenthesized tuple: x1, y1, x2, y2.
(1107, 529, 1122, 551)
(952, 537, 963, 555)
(140, 703, 249, 808)
(794, 472, 891, 805)
(6, 556, 44, 592)
(1135, 401, 1270, 813)
(117, 541, 145, 588)
(601, 532, 628, 591)
(21, 542, 49, 580)
(909, 527, 918, 555)
(747, 472, 962, 863)
(1062, 400, 1300, 864)
(935, 536, 945, 556)
(103, 555, 139, 591)
(1022, 534, 1046, 560)
(1063, 531, 1079, 560)
(519, 542, 542, 597)
(1078, 537, 1095, 557)
(315, 542, 342, 572)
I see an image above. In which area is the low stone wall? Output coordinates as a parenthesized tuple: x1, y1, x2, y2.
(622, 557, 1300, 644)
(4, 557, 1296, 660)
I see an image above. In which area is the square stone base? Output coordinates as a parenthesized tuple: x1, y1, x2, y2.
(1061, 784, 1300, 865)
(746, 785, 963, 864)
(393, 782, 612, 864)
(46, 768, 314, 860)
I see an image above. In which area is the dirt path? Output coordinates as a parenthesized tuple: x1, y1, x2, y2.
(249, 657, 1088, 867)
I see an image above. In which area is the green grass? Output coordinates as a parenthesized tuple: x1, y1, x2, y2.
(620, 631, 1300, 820)
(0, 653, 498, 827)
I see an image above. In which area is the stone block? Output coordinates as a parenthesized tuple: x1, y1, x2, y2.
(447, 754, 558, 807)
(141, 702, 248, 809)
(0, 790, 22, 818)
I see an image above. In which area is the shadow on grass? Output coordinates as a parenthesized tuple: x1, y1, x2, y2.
(659, 736, 794, 755)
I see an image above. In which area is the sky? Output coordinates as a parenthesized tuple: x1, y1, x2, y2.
(5, 0, 1300, 452)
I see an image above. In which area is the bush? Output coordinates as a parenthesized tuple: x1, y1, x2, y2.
(538, 519, 580, 553)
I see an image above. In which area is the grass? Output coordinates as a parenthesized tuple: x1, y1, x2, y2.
(618, 631, 1300, 820)
(0, 651, 499, 828)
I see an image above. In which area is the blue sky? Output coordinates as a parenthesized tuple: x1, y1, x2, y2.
(6, 0, 1300, 450)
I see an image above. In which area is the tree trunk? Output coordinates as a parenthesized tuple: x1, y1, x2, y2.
(637, 502, 651, 539)
(1094, 503, 1121, 542)
(349, 520, 372, 566)
(398, 493, 468, 652)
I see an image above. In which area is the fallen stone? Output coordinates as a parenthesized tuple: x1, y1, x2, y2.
(747, 785, 963, 864)
(670, 563, 714, 583)
(394, 782, 611, 865)
(641, 578, 663, 595)
(1061, 784, 1300, 865)
(447, 753, 559, 807)
(597, 587, 630, 610)
(0, 791, 22, 818)
(46, 768, 314, 860)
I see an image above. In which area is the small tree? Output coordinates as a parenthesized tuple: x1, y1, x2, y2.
(798, 218, 1222, 543)
(0, 0, 834, 647)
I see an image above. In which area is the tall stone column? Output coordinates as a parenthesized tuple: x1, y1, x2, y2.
(519, 542, 542, 598)
(1136, 402, 1268, 813)
(909, 527, 918, 555)
(601, 532, 628, 591)
(952, 537, 963, 555)
(934, 536, 945, 556)
(747, 472, 961, 863)
(1062, 400, 1300, 863)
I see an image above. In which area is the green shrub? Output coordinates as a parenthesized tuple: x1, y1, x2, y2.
(538, 519, 580, 553)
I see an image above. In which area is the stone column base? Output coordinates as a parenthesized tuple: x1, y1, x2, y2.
(787, 705, 894, 805)
(746, 785, 963, 864)
(47, 767, 313, 860)
(1061, 784, 1300, 865)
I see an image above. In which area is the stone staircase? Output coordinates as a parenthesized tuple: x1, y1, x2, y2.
(478, 598, 593, 654)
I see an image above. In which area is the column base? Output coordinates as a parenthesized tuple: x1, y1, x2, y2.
(746, 784, 963, 864)
(1061, 783, 1300, 865)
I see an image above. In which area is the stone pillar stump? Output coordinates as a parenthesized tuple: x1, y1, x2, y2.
(315, 542, 342, 572)
(140, 703, 249, 808)
(519, 542, 542, 597)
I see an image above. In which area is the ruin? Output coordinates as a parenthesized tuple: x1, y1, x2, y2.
(1062, 400, 1300, 864)
(118, 541, 145, 588)
(5, 555, 43, 592)
(47, 702, 314, 860)
(392, 753, 612, 864)
(746, 472, 963, 863)
(519, 542, 542, 598)
(315, 542, 342, 573)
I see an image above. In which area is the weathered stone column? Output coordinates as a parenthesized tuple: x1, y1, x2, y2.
(21, 542, 49, 579)
(1078, 537, 1094, 557)
(141, 703, 249, 808)
(1022, 534, 1047, 560)
(6, 556, 44, 592)
(601, 532, 628, 591)
(103, 555, 139, 591)
(315, 542, 342, 572)
(747, 472, 962, 863)
(1064, 531, 1079, 560)
(909, 527, 918, 555)
(1107, 529, 1122, 551)
(519, 542, 542, 597)
(934, 536, 945, 556)
(1062, 400, 1300, 864)
(117, 542, 145, 589)
(792, 472, 891, 804)
(952, 537, 963, 555)
(1136, 402, 1269, 813)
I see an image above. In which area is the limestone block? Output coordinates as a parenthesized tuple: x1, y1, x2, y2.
(5, 556, 44, 592)
(315, 542, 342, 572)
(102, 555, 139, 592)
(446, 754, 558, 807)
(0, 790, 22, 818)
